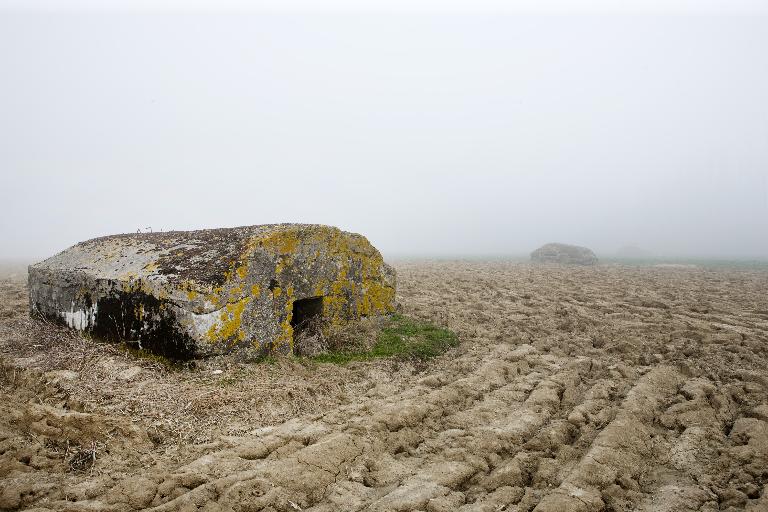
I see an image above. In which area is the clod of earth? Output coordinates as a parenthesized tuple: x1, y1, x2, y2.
(28, 224, 396, 359)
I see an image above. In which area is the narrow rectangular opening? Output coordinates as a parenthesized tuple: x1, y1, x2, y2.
(291, 296, 324, 337)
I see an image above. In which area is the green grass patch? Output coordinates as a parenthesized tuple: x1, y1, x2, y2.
(312, 314, 458, 364)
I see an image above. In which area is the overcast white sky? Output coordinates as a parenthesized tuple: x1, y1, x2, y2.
(1, 1, 767, 259)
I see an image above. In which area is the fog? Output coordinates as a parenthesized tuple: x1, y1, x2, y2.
(1, 1, 767, 261)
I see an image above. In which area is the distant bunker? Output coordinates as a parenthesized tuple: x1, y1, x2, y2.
(29, 224, 396, 359)
(531, 243, 598, 266)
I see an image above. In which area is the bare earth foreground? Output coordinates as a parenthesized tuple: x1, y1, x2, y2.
(1, 260, 767, 512)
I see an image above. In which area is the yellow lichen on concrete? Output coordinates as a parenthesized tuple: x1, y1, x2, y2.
(143, 262, 159, 273)
(256, 228, 301, 255)
(175, 280, 201, 301)
(275, 256, 288, 275)
(357, 258, 396, 317)
(305, 227, 395, 329)
(273, 285, 295, 352)
(206, 296, 251, 344)
(207, 287, 224, 307)
(322, 266, 351, 327)
(228, 282, 245, 301)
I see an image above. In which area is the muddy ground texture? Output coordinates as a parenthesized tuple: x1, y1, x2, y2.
(1, 260, 767, 512)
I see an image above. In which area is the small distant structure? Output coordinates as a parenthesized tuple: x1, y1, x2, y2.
(531, 243, 598, 266)
(28, 224, 396, 359)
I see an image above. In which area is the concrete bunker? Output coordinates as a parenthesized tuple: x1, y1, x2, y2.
(530, 243, 598, 266)
(28, 224, 396, 359)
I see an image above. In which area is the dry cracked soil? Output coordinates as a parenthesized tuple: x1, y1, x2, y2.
(1, 260, 767, 512)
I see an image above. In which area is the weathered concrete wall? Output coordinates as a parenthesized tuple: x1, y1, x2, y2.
(530, 243, 598, 266)
(29, 224, 396, 359)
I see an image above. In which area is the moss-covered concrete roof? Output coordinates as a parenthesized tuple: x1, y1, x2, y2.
(33, 223, 372, 286)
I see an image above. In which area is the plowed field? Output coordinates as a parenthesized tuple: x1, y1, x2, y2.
(1, 261, 767, 511)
